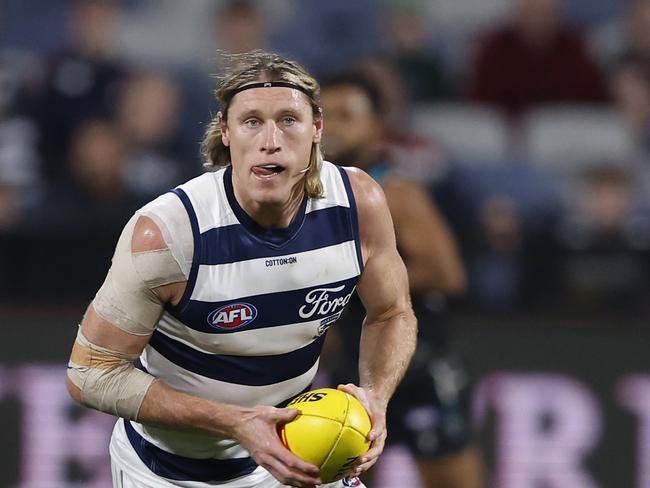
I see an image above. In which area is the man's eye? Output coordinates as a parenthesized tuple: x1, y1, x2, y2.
(282, 116, 296, 126)
(244, 119, 261, 128)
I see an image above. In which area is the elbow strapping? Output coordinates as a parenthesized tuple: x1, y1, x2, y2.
(67, 330, 155, 420)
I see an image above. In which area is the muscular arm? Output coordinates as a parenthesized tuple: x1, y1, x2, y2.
(349, 168, 417, 409)
(67, 216, 244, 436)
(84, 312, 254, 440)
(384, 176, 466, 295)
(66, 216, 321, 486)
(338, 168, 417, 477)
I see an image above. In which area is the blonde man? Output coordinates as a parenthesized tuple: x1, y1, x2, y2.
(66, 51, 417, 488)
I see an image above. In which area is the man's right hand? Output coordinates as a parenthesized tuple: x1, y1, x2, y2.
(232, 405, 322, 488)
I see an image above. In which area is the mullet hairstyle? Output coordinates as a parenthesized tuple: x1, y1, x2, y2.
(201, 50, 324, 198)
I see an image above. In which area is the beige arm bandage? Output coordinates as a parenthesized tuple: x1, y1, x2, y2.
(70, 198, 191, 419)
(67, 329, 155, 420)
(93, 213, 187, 335)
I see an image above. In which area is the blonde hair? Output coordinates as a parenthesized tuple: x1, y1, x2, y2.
(202, 51, 324, 198)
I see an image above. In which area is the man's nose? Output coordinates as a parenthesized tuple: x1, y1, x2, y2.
(261, 121, 280, 154)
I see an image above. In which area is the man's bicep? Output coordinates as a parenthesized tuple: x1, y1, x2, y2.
(356, 245, 411, 323)
(347, 167, 411, 321)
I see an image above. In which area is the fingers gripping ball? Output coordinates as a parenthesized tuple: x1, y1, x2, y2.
(279, 388, 371, 483)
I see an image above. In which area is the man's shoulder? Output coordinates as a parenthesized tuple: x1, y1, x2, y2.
(340, 166, 384, 198)
(174, 169, 224, 196)
(132, 215, 167, 253)
(139, 170, 223, 215)
(339, 166, 388, 218)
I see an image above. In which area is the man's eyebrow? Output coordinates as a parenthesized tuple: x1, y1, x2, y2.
(236, 109, 263, 121)
(278, 108, 301, 116)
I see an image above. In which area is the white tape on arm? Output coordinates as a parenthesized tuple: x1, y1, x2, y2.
(67, 329, 155, 420)
(92, 214, 186, 335)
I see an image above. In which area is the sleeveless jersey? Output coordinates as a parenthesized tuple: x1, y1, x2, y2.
(123, 161, 364, 484)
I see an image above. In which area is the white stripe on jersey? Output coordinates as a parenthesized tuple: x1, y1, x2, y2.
(130, 420, 251, 461)
(191, 240, 360, 302)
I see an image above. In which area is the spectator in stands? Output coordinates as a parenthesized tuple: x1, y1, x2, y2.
(610, 53, 650, 155)
(470, 194, 525, 311)
(0, 61, 41, 230)
(382, 4, 452, 103)
(608, 0, 650, 72)
(10, 119, 143, 303)
(214, 0, 268, 55)
(470, 0, 608, 117)
(31, 0, 127, 181)
(526, 164, 650, 315)
(35, 119, 140, 232)
(115, 72, 190, 198)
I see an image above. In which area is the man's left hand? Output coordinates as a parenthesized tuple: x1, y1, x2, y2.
(337, 383, 387, 478)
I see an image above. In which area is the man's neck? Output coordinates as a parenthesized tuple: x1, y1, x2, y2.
(233, 182, 305, 229)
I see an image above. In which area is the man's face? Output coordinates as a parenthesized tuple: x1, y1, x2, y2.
(515, 0, 560, 42)
(221, 87, 321, 205)
(320, 85, 380, 168)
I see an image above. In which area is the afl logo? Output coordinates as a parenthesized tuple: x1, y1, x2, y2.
(207, 303, 257, 330)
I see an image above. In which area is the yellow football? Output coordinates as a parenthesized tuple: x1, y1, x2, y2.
(279, 388, 371, 483)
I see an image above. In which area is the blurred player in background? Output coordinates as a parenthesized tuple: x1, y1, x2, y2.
(320, 72, 483, 488)
(65, 51, 417, 488)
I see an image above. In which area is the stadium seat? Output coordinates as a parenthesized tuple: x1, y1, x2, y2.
(521, 105, 637, 172)
(410, 103, 512, 165)
(423, 0, 512, 34)
(452, 164, 562, 218)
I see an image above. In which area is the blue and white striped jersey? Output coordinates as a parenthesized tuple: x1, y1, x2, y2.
(123, 161, 364, 484)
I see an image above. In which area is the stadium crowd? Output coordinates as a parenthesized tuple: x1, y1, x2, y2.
(1, 0, 649, 318)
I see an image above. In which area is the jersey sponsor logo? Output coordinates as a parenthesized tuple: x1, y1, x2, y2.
(207, 303, 257, 330)
(265, 256, 297, 267)
(299, 285, 353, 319)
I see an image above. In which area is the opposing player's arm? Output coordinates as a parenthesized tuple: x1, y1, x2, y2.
(340, 167, 417, 476)
(384, 177, 466, 295)
(65, 215, 322, 486)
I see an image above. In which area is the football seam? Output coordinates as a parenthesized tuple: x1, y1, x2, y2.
(341, 392, 371, 439)
(317, 393, 351, 480)
(294, 415, 368, 438)
(294, 396, 370, 439)
(294, 412, 347, 423)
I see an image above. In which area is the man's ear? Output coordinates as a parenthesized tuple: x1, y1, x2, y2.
(218, 112, 229, 147)
(313, 107, 323, 144)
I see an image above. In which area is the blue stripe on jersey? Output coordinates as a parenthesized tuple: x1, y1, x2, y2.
(124, 420, 258, 482)
(149, 331, 326, 386)
(170, 188, 201, 313)
(337, 167, 364, 272)
(198, 205, 355, 265)
(165, 277, 358, 334)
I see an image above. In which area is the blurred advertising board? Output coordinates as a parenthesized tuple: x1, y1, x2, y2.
(0, 312, 646, 488)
